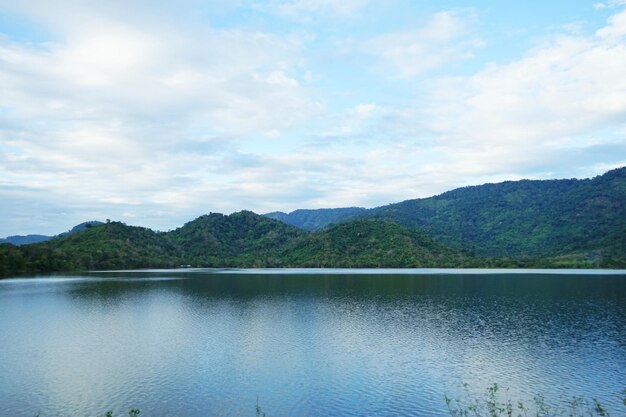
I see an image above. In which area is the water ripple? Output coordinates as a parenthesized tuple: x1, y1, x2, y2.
(0, 272, 624, 416)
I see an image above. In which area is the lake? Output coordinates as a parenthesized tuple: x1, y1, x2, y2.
(0, 269, 624, 416)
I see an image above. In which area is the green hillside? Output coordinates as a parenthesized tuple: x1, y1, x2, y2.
(368, 167, 626, 259)
(264, 167, 626, 262)
(283, 219, 477, 268)
(1, 212, 304, 275)
(1, 168, 625, 277)
(0, 216, 485, 276)
(43, 221, 178, 270)
(168, 210, 305, 267)
(1, 222, 179, 276)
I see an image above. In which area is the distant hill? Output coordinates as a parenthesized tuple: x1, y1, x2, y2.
(57, 221, 104, 237)
(264, 207, 368, 231)
(0, 234, 51, 246)
(0, 221, 103, 246)
(265, 167, 626, 261)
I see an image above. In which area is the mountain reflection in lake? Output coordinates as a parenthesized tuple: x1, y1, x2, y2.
(0, 270, 624, 417)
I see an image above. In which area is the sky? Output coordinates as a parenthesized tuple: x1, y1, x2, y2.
(1, 0, 626, 236)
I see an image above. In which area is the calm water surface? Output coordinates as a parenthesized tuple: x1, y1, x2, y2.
(0, 269, 624, 416)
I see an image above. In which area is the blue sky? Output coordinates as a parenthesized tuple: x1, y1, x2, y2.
(1, 0, 626, 236)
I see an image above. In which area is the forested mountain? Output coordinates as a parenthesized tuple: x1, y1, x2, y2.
(264, 207, 368, 231)
(0, 213, 303, 275)
(266, 167, 626, 260)
(281, 220, 476, 268)
(368, 167, 626, 258)
(1, 168, 625, 277)
(0, 215, 488, 276)
(168, 211, 306, 267)
(0, 221, 180, 275)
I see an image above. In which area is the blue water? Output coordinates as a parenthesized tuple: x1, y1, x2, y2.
(0, 269, 624, 416)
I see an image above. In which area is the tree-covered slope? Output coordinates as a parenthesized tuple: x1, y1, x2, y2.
(1, 213, 307, 275)
(167, 210, 306, 267)
(1, 168, 625, 277)
(282, 219, 476, 268)
(1, 222, 180, 276)
(264, 167, 626, 261)
(368, 167, 626, 258)
(264, 207, 368, 231)
(41, 221, 180, 270)
(1, 215, 482, 275)
(0, 244, 30, 276)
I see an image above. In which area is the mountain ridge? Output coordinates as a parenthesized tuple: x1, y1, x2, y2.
(265, 167, 626, 259)
(1, 167, 625, 276)
(0, 221, 104, 246)
(2, 213, 491, 276)
(265, 207, 368, 231)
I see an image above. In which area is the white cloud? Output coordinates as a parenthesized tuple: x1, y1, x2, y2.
(321, 103, 382, 137)
(417, 9, 626, 177)
(255, 0, 369, 21)
(593, 1, 626, 10)
(286, 7, 626, 210)
(596, 8, 626, 39)
(0, 2, 326, 234)
(0, 23, 319, 135)
(366, 10, 483, 78)
(1, 2, 626, 236)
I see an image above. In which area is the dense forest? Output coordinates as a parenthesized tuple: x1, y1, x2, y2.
(1, 168, 625, 277)
(281, 220, 476, 268)
(267, 167, 626, 261)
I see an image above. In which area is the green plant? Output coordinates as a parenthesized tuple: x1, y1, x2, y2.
(445, 384, 621, 417)
(256, 396, 270, 417)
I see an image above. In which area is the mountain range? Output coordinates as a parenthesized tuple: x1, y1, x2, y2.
(266, 167, 626, 260)
(1, 167, 624, 276)
(0, 221, 103, 246)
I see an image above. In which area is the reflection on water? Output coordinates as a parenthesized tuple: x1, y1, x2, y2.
(0, 270, 624, 417)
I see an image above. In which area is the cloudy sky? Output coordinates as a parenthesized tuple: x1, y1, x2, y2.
(1, 0, 626, 236)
